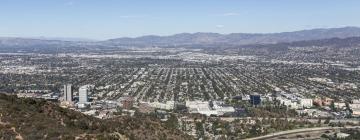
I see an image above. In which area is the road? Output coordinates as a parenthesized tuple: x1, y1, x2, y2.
(245, 126, 360, 140)
(220, 117, 360, 124)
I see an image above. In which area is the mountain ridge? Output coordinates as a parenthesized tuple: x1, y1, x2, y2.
(1, 27, 360, 48)
(104, 27, 360, 46)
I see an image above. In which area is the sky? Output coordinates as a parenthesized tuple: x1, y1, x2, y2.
(1, 0, 360, 40)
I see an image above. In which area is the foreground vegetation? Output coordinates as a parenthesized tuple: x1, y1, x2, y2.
(0, 94, 192, 140)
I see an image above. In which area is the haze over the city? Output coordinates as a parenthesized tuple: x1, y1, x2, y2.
(1, 0, 360, 39)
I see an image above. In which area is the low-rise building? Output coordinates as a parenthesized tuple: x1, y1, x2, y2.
(334, 102, 346, 109)
(352, 109, 360, 117)
(138, 102, 156, 113)
(277, 97, 298, 109)
(336, 132, 350, 139)
(350, 103, 360, 109)
(144, 101, 175, 110)
(299, 99, 313, 108)
(119, 96, 134, 109)
(186, 101, 235, 116)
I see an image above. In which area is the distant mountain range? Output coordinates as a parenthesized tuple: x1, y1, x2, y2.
(29, 37, 97, 42)
(104, 27, 360, 46)
(2, 27, 360, 48)
(238, 36, 360, 49)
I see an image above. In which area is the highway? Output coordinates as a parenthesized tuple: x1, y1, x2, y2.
(245, 126, 360, 140)
(220, 117, 360, 124)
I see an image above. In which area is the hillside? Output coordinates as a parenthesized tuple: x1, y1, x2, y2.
(0, 94, 192, 140)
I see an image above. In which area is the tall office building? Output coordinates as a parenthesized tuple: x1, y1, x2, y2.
(250, 94, 261, 106)
(79, 85, 89, 103)
(63, 84, 73, 102)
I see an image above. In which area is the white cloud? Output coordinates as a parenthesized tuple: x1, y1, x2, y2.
(212, 12, 241, 17)
(119, 15, 146, 19)
(222, 12, 240, 16)
(216, 25, 225, 28)
(65, 1, 74, 6)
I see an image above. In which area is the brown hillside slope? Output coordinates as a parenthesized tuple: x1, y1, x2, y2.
(0, 94, 192, 140)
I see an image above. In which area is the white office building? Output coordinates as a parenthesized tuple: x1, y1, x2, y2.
(277, 97, 298, 109)
(144, 101, 175, 110)
(185, 101, 235, 116)
(79, 85, 89, 103)
(63, 84, 73, 102)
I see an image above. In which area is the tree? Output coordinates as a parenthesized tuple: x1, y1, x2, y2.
(195, 122, 204, 138)
(324, 117, 331, 124)
(330, 101, 336, 112)
(165, 114, 178, 129)
(249, 123, 262, 137)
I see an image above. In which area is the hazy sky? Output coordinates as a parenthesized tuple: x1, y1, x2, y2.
(1, 0, 360, 40)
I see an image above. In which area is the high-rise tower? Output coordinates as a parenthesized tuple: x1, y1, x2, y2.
(79, 85, 89, 103)
(63, 84, 73, 102)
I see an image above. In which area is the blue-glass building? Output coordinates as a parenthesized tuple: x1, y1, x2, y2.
(250, 94, 261, 106)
